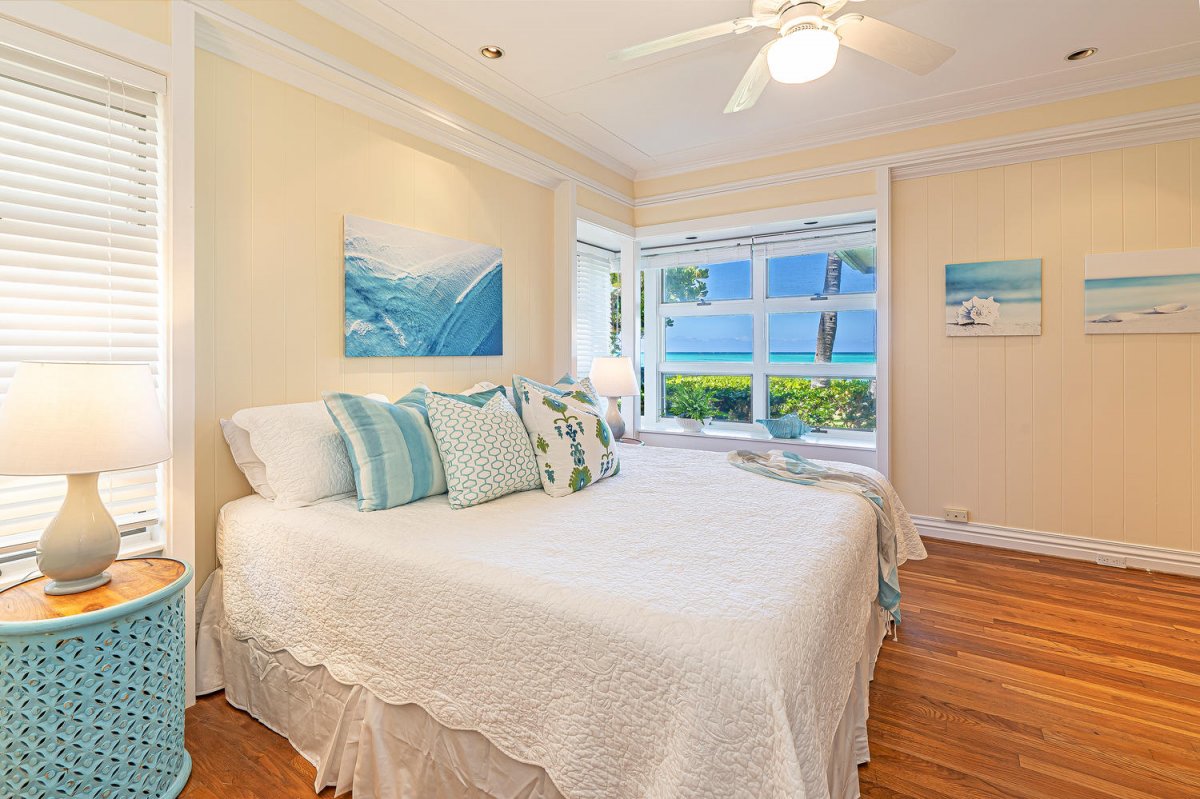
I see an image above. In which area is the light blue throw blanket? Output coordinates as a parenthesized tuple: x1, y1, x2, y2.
(728, 450, 904, 627)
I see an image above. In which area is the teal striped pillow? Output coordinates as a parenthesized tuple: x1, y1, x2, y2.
(323, 392, 447, 511)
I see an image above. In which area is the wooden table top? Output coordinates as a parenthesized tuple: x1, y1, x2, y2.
(0, 558, 186, 622)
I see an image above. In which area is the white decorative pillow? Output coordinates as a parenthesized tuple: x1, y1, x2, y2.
(231, 401, 355, 509)
(219, 419, 276, 500)
(425, 392, 541, 509)
(521, 383, 619, 497)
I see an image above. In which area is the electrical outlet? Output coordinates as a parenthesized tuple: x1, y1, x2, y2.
(943, 507, 969, 523)
(1096, 555, 1127, 569)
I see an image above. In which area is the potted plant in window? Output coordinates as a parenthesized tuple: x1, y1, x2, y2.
(669, 383, 714, 432)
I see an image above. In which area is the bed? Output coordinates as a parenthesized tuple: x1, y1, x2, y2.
(197, 443, 925, 799)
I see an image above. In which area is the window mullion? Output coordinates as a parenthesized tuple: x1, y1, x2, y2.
(643, 267, 661, 424)
(752, 252, 768, 423)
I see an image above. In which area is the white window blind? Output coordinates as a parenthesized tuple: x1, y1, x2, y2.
(0, 39, 164, 559)
(639, 223, 876, 269)
(575, 241, 618, 380)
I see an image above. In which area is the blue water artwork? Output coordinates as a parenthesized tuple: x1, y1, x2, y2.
(344, 215, 502, 357)
(945, 258, 1041, 337)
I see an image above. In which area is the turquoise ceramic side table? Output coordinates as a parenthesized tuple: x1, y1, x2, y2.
(0, 557, 193, 799)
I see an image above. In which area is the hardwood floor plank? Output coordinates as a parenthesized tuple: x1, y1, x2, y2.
(180, 538, 1200, 798)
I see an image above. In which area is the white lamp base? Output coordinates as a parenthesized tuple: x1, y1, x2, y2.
(604, 396, 626, 441)
(45, 572, 112, 596)
(36, 472, 120, 596)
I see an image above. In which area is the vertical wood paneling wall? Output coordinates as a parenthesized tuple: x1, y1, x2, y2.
(194, 52, 556, 585)
(892, 138, 1200, 553)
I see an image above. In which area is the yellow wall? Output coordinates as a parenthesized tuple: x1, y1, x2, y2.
(62, 0, 171, 44)
(891, 139, 1200, 552)
(637, 76, 1200, 201)
(226, 0, 632, 203)
(193, 51, 557, 584)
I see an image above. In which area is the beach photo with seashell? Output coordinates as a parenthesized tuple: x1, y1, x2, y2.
(945, 258, 1042, 337)
(1085, 247, 1200, 335)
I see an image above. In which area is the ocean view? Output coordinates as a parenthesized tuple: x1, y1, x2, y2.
(664, 352, 876, 363)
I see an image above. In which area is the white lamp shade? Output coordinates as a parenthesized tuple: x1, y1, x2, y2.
(0, 361, 170, 475)
(589, 356, 639, 397)
(767, 28, 840, 84)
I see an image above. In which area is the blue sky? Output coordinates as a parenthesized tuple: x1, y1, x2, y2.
(662, 255, 877, 354)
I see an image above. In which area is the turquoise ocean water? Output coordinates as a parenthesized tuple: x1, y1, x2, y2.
(664, 352, 876, 363)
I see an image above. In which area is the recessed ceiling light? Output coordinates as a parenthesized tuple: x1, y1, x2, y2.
(480, 45, 505, 60)
(1065, 47, 1098, 62)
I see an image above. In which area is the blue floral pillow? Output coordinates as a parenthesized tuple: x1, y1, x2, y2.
(519, 383, 619, 497)
(511, 374, 599, 418)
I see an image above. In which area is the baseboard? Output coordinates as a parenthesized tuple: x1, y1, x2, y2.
(913, 515, 1200, 578)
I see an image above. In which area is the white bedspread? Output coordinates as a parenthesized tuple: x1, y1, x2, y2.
(217, 445, 925, 799)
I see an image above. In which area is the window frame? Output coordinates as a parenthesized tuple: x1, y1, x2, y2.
(643, 248, 877, 443)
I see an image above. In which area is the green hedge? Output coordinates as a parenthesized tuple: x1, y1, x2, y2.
(663, 375, 751, 421)
(767, 377, 876, 431)
(660, 374, 875, 430)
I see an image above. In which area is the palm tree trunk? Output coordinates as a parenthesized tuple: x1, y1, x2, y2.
(813, 253, 843, 387)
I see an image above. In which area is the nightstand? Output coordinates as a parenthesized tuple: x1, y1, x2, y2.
(0, 557, 193, 799)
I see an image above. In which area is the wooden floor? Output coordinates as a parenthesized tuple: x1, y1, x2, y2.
(180, 539, 1200, 799)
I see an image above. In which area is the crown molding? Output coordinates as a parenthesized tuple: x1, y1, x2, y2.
(915, 515, 1200, 578)
(633, 56, 1200, 182)
(188, 0, 635, 206)
(635, 103, 1200, 207)
(295, 0, 637, 182)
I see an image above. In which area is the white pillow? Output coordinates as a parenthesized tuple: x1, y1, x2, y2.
(461, 381, 498, 395)
(231, 401, 354, 509)
(219, 419, 276, 500)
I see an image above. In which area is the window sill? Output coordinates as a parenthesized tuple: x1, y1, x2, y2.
(637, 422, 876, 451)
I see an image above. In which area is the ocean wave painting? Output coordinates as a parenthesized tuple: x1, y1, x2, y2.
(344, 215, 502, 357)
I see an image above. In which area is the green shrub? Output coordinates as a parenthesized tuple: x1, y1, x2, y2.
(662, 375, 752, 422)
(658, 375, 875, 430)
(768, 377, 876, 431)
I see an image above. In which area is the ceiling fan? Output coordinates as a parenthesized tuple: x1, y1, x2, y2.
(610, 0, 955, 114)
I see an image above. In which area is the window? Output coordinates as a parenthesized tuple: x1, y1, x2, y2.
(0, 38, 165, 569)
(574, 241, 620, 379)
(640, 226, 877, 442)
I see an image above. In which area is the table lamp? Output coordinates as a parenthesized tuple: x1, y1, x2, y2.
(589, 356, 639, 441)
(0, 362, 170, 595)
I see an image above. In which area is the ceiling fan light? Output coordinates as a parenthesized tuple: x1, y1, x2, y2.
(767, 27, 839, 84)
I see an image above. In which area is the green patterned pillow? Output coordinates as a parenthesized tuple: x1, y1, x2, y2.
(425, 392, 541, 509)
(521, 383, 619, 498)
(511, 374, 600, 418)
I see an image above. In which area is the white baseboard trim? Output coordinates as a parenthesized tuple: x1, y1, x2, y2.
(914, 515, 1200, 578)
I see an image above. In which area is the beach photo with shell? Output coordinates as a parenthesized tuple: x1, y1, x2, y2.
(945, 258, 1042, 337)
(1084, 247, 1200, 335)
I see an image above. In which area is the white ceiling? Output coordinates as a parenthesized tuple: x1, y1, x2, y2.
(322, 0, 1200, 179)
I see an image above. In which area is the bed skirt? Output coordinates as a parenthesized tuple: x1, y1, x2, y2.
(196, 569, 885, 799)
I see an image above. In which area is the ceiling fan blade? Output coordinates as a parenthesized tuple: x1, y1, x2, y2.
(610, 17, 770, 62)
(724, 42, 774, 114)
(835, 14, 954, 75)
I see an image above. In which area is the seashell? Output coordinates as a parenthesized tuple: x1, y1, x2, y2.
(954, 295, 1001, 326)
(1149, 303, 1188, 314)
(1093, 312, 1137, 323)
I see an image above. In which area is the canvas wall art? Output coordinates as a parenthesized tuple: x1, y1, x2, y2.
(945, 258, 1042, 336)
(344, 215, 502, 357)
(1084, 247, 1200, 335)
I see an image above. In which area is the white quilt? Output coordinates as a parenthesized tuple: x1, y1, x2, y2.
(217, 445, 925, 799)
